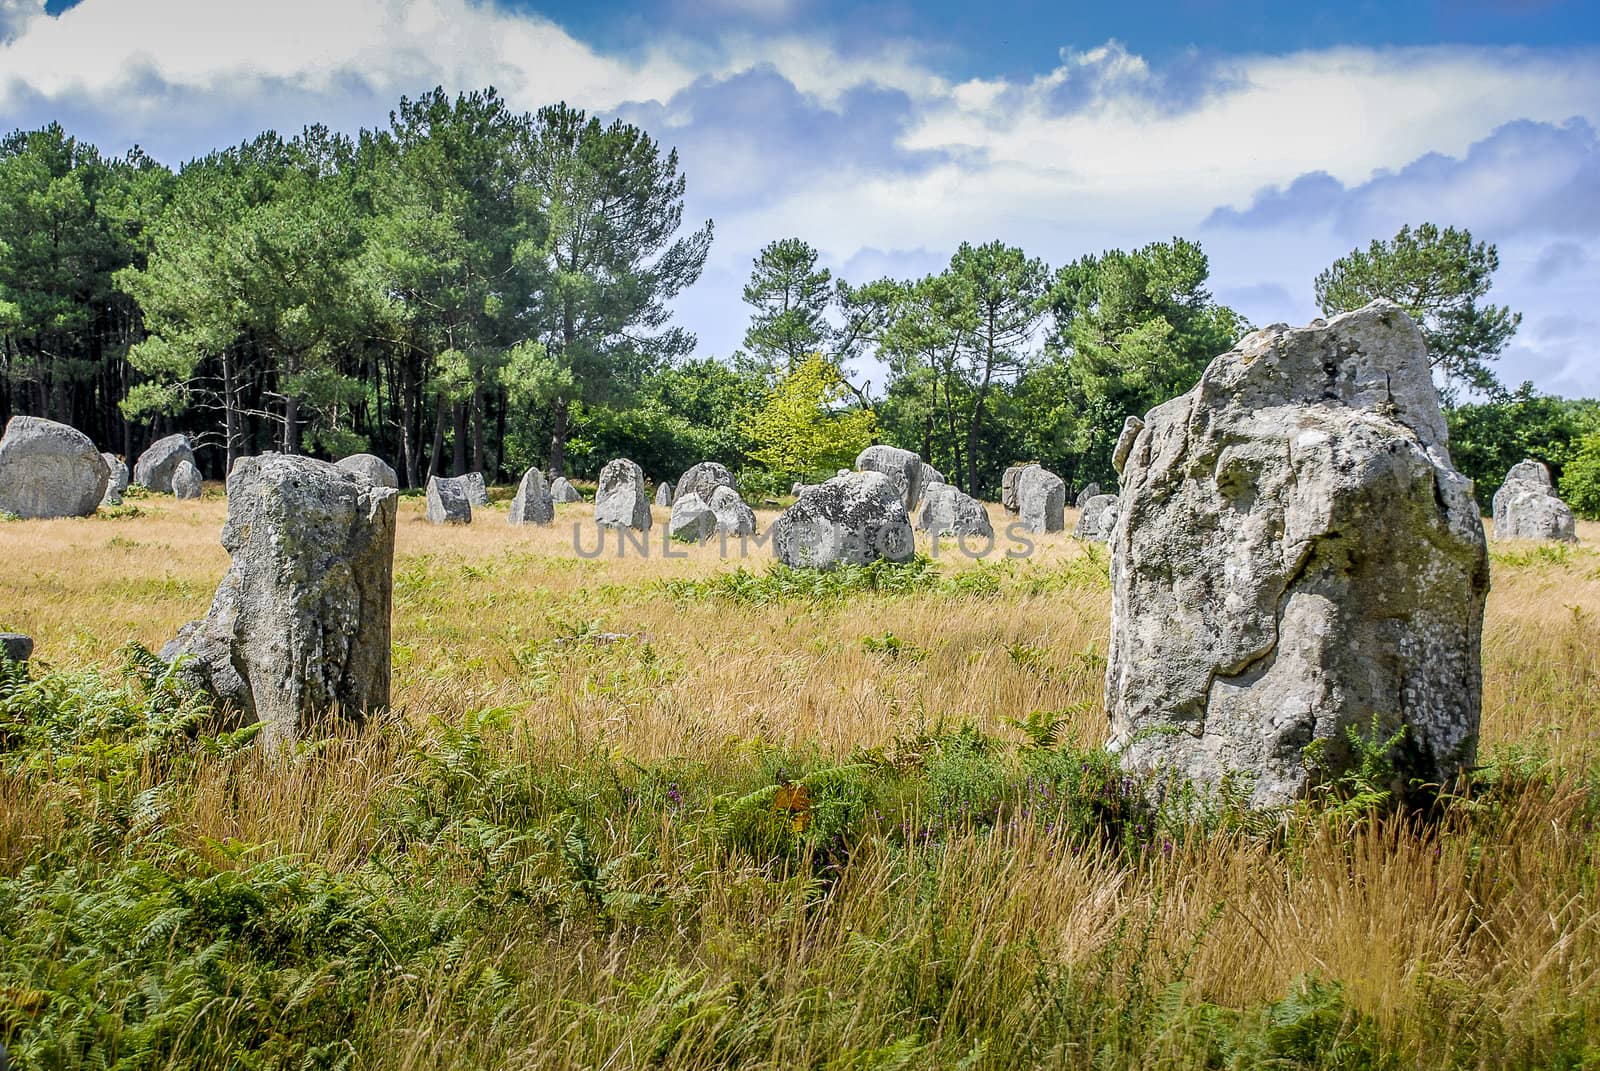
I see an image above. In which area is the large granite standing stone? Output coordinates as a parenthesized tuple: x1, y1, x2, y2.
(172, 459, 203, 500)
(133, 433, 195, 493)
(161, 454, 397, 746)
(668, 493, 717, 543)
(771, 471, 914, 569)
(1107, 301, 1490, 808)
(1073, 494, 1119, 542)
(676, 461, 736, 506)
(101, 453, 129, 507)
(655, 481, 673, 508)
(508, 468, 554, 526)
(594, 458, 651, 531)
(855, 444, 925, 511)
(1001, 464, 1027, 515)
(551, 476, 582, 503)
(707, 484, 757, 537)
(1074, 483, 1102, 508)
(0, 416, 109, 518)
(461, 471, 489, 507)
(0, 633, 32, 663)
(1492, 460, 1577, 542)
(425, 475, 472, 524)
(1017, 465, 1065, 533)
(915, 483, 993, 539)
(921, 462, 946, 489)
(335, 453, 399, 489)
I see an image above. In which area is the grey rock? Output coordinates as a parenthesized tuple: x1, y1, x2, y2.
(509, 468, 555, 526)
(921, 462, 946, 488)
(162, 454, 397, 746)
(1017, 465, 1065, 533)
(133, 433, 195, 493)
(335, 453, 399, 489)
(771, 471, 914, 569)
(654, 480, 673, 507)
(101, 452, 129, 506)
(0, 633, 32, 663)
(1001, 464, 1027, 514)
(669, 492, 717, 543)
(0, 416, 109, 518)
(790, 481, 805, 496)
(855, 444, 925, 511)
(675, 461, 736, 506)
(708, 484, 757, 537)
(551, 476, 582, 503)
(1112, 417, 1144, 476)
(1073, 494, 1119, 542)
(425, 475, 472, 524)
(915, 483, 993, 539)
(461, 471, 489, 507)
(172, 459, 203, 500)
(1492, 460, 1577, 542)
(1074, 482, 1102, 508)
(594, 458, 651, 531)
(1107, 300, 1490, 809)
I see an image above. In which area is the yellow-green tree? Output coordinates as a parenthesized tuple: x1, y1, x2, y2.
(745, 353, 876, 482)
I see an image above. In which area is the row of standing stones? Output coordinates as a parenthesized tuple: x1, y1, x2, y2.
(0, 302, 1586, 806)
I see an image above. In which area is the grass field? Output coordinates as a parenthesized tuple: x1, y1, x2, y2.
(2, 486, 1598, 1069)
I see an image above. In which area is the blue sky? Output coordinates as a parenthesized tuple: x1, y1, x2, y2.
(3, 0, 1598, 396)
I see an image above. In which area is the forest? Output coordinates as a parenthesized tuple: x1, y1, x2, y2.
(2, 85, 1598, 510)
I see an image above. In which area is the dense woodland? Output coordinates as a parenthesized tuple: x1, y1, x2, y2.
(3, 86, 1598, 510)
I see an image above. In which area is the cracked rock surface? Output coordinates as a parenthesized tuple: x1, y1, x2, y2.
(1106, 300, 1489, 808)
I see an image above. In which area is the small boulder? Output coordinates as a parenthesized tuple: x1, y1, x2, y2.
(172, 459, 203, 499)
(0, 416, 109, 518)
(1074, 482, 1102, 508)
(0, 633, 32, 663)
(1017, 465, 1065, 533)
(595, 458, 651, 531)
(508, 468, 554, 526)
(856, 444, 925, 511)
(771, 471, 914, 569)
(676, 461, 736, 506)
(1073, 494, 1119, 542)
(551, 476, 582, 503)
(915, 483, 993, 539)
(101, 452, 129, 506)
(669, 492, 717, 543)
(461, 471, 489, 507)
(655, 480, 673, 507)
(426, 475, 472, 524)
(921, 462, 946, 488)
(336, 453, 399, 489)
(1492, 460, 1577, 542)
(708, 484, 757, 537)
(161, 454, 397, 746)
(133, 433, 195, 493)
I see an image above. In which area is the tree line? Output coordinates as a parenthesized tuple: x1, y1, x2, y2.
(3, 86, 1594, 509)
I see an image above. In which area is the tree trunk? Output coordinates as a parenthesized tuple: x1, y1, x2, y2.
(549, 396, 569, 477)
(452, 400, 468, 476)
(426, 393, 447, 481)
(282, 394, 299, 455)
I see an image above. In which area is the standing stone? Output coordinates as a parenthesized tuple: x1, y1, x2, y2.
(1017, 465, 1065, 533)
(133, 433, 195, 493)
(426, 475, 472, 524)
(460, 471, 489, 507)
(335, 453, 399, 489)
(0, 633, 32, 664)
(1074, 482, 1102, 509)
(771, 471, 914, 569)
(1073, 494, 1119, 542)
(0, 416, 109, 518)
(655, 480, 673, 508)
(1107, 301, 1490, 808)
(1492, 460, 1577, 542)
(594, 458, 651, 531)
(160, 454, 397, 746)
(915, 483, 993, 539)
(1001, 464, 1027, 515)
(676, 461, 736, 506)
(101, 453, 129, 507)
(921, 462, 946, 489)
(707, 484, 757, 537)
(855, 444, 925, 511)
(508, 468, 555, 526)
(551, 476, 582, 503)
(172, 460, 203, 500)
(669, 492, 717, 543)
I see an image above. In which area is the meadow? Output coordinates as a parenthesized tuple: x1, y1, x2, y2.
(1, 487, 1597, 1070)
